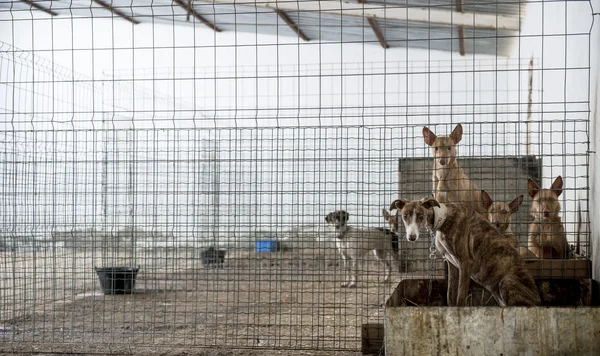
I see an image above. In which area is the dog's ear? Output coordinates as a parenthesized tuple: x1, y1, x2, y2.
(382, 209, 390, 219)
(481, 190, 493, 210)
(422, 127, 436, 147)
(508, 195, 524, 213)
(420, 198, 440, 209)
(551, 176, 563, 197)
(390, 199, 410, 211)
(340, 210, 350, 223)
(450, 123, 463, 144)
(325, 212, 332, 223)
(527, 178, 540, 198)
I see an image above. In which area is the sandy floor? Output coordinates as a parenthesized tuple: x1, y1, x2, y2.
(0, 247, 433, 354)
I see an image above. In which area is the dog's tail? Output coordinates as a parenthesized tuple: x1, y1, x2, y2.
(376, 227, 399, 254)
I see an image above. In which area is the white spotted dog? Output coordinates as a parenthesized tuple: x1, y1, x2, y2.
(325, 210, 399, 288)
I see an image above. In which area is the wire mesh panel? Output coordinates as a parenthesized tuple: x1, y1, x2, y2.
(0, 0, 595, 354)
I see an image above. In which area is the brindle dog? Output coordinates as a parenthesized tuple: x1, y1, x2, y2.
(390, 198, 540, 306)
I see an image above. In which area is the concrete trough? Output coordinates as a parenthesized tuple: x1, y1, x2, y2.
(385, 307, 600, 355)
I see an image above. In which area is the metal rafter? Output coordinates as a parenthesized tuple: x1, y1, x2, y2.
(367, 17, 388, 49)
(20, 0, 57, 16)
(275, 9, 309, 42)
(91, 0, 140, 24)
(173, 0, 221, 32)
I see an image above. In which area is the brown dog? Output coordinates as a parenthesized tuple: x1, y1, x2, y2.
(481, 190, 524, 249)
(422, 124, 487, 217)
(390, 198, 540, 306)
(382, 208, 399, 233)
(526, 176, 569, 259)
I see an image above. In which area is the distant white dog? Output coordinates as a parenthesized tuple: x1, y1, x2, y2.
(325, 210, 399, 288)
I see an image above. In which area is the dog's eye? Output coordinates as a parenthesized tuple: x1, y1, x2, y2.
(434, 147, 439, 151)
(403, 214, 409, 220)
(417, 214, 422, 220)
(446, 147, 451, 151)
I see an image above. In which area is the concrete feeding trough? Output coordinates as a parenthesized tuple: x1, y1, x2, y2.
(385, 306, 600, 355)
(376, 277, 598, 356)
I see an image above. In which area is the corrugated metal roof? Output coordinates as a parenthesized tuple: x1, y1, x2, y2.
(0, 0, 524, 56)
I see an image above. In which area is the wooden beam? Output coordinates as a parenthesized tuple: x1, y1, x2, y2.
(367, 17, 389, 49)
(200, 0, 520, 31)
(92, 0, 139, 24)
(20, 0, 58, 16)
(172, 0, 221, 32)
(275, 9, 309, 41)
(456, 0, 466, 56)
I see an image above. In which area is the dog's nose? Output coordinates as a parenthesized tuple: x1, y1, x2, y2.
(407, 234, 417, 242)
(495, 222, 501, 228)
(543, 211, 550, 218)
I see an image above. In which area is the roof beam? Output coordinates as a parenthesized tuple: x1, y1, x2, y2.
(173, 0, 221, 31)
(275, 9, 309, 41)
(367, 17, 388, 49)
(200, 0, 519, 31)
(92, 0, 140, 24)
(20, 0, 58, 16)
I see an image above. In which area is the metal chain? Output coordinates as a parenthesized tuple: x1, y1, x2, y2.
(426, 227, 437, 302)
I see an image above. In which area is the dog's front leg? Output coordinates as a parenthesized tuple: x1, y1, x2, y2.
(346, 258, 358, 288)
(456, 264, 472, 306)
(340, 254, 350, 287)
(446, 262, 459, 306)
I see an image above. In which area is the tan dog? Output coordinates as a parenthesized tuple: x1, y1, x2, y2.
(481, 190, 523, 248)
(526, 176, 569, 259)
(422, 124, 487, 217)
(390, 198, 540, 306)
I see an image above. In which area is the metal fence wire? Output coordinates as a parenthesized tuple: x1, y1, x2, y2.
(0, 0, 595, 354)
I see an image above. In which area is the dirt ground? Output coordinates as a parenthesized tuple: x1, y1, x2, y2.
(0, 248, 423, 355)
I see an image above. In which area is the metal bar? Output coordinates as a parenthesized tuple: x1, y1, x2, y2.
(457, 25, 466, 55)
(19, 0, 58, 16)
(456, 0, 466, 56)
(275, 9, 309, 42)
(172, 0, 221, 32)
(367, 17, 388, 49)
(91, 0, 140, 24)
(200, 0, 520, 31)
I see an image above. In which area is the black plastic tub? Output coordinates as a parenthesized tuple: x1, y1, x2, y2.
(95, 267, 139, 294)
(201, 247, 227, 268)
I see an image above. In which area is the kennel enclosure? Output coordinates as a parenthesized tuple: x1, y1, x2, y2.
(0, 0, 597, 354)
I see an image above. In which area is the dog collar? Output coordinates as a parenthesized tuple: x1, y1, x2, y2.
(432, 203, 447, 230)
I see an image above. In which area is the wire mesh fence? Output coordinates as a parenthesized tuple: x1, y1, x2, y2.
(0, 0, 595, 354)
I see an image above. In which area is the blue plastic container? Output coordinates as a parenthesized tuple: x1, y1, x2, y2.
(255, 240, 278, 253)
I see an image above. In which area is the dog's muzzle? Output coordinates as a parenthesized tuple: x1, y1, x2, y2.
(407, 233, 417, 242)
